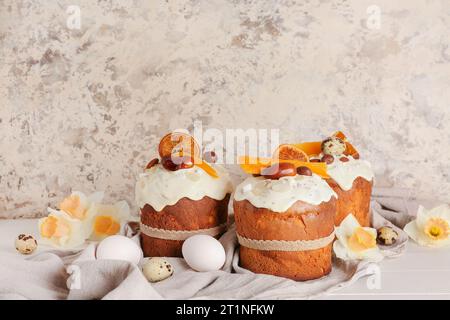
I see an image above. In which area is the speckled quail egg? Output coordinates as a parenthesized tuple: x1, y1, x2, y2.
(377, 226, 399, 245)
(15, 234, 38, 254)
(142, 257, 174, 282)
(321, 137, 347, 156)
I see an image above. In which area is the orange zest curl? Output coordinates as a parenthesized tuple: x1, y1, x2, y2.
(292, 142, 322, 157)
(194, 157, 219, 179)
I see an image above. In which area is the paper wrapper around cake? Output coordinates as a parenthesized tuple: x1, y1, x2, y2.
(234, 198, 336, 281)
(327, 177, 372, 227)
(140, 195, 230, 257)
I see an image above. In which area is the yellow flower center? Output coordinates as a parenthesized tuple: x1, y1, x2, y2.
(94, 215, 120, 237)
(424, 218, 449, 240)
(60, 195, 87, 220)
(40, 216, 71, 239)
(348, 227, 376, 252)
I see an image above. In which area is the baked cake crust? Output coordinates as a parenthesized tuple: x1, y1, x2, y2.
(234, 198, 336, 281)
(327, 177, 372, 227)
(140, 195, 230, 257)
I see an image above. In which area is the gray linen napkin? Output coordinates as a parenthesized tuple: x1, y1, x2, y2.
(0, 195, 414, 300)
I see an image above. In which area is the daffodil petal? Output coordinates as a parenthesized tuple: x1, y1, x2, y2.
(337, 214, 361, 238)
(88, 191, 105, 204)
(430, 204, 450, 221)
(114, 200, 130, 219)
(71, 191, 89, 208)
(333, 240, 350, 260)
(415, 205, 429, 230)
(404, 219, 438, 247)
(404, 220, 420, 242)
(362, 227, 377, 239)
(427, 204, 450, 215)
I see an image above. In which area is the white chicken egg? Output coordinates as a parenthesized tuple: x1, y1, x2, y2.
(182, 235, 226, 272)
(96, 235, 143, 265)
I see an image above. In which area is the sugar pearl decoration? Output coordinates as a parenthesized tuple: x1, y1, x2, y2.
(142, 257, 174, 282)
(15, 234, 37, 254)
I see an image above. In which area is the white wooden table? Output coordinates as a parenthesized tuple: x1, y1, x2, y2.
(323, 243, 450, 299)
(1, 218, 449, 300)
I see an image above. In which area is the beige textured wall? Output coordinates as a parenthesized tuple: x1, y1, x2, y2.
(1, 0, 449, 218)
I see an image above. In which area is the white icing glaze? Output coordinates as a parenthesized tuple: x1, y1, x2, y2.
(234, 174, 337, 212)
(327, 156, 374, 191)
(135, 164, 233, 211)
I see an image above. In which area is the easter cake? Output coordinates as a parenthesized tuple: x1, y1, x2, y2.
(136, 132, 233, 257)
(234, 153, 337, 281)
(310, 132, 374, 226)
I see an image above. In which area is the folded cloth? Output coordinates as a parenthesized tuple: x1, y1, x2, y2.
(0, 194, 415, 300)
(0, 250, 77, 300)
(372, 186, 436, 225)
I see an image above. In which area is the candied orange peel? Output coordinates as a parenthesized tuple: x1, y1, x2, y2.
(292, 141, 323, 157)
(237, 131, 358, 179)
(158, 132, 201, 159)
(238, 156, 329, 179)
(273, 144, 309, 162)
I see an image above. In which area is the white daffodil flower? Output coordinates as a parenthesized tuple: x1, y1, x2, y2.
(404, 205, 450, 248)
(333, 214, 384, 262)
(38, 209, 86, 249)
(85, 200, 131, 241)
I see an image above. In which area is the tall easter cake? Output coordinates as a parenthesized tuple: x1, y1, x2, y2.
(136, 133, 232, 257)
(234, 149, 337, 281)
